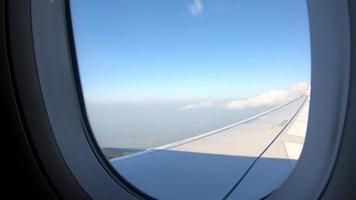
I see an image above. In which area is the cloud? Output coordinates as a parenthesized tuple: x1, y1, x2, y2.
(180, 100, 215, 110)
(189, 0, 203, 16)
(226, 82, 310, 110)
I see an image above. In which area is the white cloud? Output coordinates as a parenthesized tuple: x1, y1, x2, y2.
(180, 100, 215, 110)
(226, 82, 310, 110)
(189, 0, 203, 16)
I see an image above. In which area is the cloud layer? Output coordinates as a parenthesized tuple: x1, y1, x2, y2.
(226, 82, 310, 110)
(180, 100, 215, 110)
(189, 0, 203, 16)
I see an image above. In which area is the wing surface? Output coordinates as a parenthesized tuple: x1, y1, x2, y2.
(111, 95, 310, 200)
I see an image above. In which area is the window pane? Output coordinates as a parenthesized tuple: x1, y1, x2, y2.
(70, 0, 310, 199)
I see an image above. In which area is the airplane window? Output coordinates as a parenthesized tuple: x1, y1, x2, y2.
(70, 0, 310, 199)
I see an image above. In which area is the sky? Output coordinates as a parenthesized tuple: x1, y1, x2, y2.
(70, 0, 310, 104)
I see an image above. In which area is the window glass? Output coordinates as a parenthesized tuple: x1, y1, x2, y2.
(70, 0, 310, 198)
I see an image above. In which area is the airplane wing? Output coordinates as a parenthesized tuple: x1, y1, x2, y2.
(110, 95, 310, 200)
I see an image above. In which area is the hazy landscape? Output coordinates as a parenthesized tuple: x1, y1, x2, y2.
(86, 82, 309, 160)
(88, 102, 272, 150)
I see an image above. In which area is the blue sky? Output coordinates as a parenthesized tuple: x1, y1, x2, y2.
(70, 0, 310, 103)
